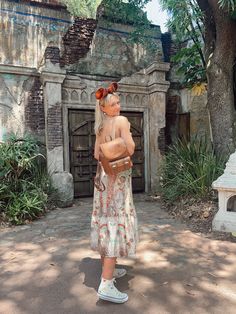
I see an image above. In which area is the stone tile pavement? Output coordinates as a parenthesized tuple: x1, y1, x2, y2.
(1, 195, 236, 314)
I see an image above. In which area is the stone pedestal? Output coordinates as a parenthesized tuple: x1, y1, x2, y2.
(212, 151, 236, 232)
(41, 46, 74, 206)
(51, 172, 74, 207)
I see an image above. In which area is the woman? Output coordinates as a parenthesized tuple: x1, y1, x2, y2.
(91, 82, 139, 303)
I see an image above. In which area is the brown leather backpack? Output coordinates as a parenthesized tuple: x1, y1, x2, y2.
(99, 120, 133, 175)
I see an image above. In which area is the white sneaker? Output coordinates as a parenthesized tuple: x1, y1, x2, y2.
(97, 278, 128, 303)
(113, 268, 127, 279)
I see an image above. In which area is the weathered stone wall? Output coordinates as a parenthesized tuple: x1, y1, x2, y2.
(180, 89, 210, 139)
(60, 18, 98, 66)
(25, 76, 45, 138)
(69, 20, 164, 78)
(0, 0, 71, 67)
(0, 0, 71, 139)
(0, 67, 36, 140)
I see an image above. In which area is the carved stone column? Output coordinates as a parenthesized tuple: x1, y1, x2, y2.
(41, 46, 74, 206)
(146, 62, 170, 193)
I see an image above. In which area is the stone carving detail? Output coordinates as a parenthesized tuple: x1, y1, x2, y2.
(134, 95, 139, 105)
(126, 95, 132, 105)
(81, 91, 88, 102)
(119, 94, 125, 104)
(62, 89, 69, 101)
(90, 92, 96, 102)
(71, 90, 79, 101)
(142, 95, 148, 105)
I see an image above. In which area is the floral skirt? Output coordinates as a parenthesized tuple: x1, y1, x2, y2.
(91, 168, 139, 257)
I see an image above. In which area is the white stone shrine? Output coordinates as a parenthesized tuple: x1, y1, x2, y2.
(212, 151, 236, 232)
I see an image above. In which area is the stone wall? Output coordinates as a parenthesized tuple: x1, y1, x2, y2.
(25, 76, 45, 139)
(180, 89, 210, 139)
(69, 20, 164, 78)
(0, 0, 71, 139)
(0, 0, 71, 67)
(60, 18, 98, 66)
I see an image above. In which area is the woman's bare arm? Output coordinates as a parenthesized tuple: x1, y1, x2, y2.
(94, 136, 100, 160)
(119, 116, 135, 156)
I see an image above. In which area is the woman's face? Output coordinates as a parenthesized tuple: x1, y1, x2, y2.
(101, 95, 120, 117)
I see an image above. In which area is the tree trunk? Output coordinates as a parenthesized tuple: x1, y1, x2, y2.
(197, 0, 236, 155)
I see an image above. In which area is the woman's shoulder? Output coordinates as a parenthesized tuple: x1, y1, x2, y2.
(115, 115, 129, 125)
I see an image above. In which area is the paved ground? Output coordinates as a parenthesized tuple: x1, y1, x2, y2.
(1, 195, 236, 314)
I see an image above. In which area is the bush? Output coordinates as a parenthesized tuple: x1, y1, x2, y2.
(0, 134, 57, 225)
(160, 137, 227, 202)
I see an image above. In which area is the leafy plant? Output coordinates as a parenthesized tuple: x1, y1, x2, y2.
(218, 0, 236, 11)
(171, 45, 206, 88)
(61, 0, 102, 18)
(6, 190, 46, 225)
(160, 137, 227, 202)
(0, 134, 57, 225)
(160, 0, 206, 88)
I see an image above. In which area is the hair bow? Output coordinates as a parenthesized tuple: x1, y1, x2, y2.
(95, 82, 118, 100)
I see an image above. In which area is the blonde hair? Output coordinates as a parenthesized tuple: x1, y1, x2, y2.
(94, 93, 118, 135)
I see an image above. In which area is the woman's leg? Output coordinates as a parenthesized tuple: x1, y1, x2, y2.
(102, 257, 116, 280)
(98, 256, 128, 303)
(101, 255, 117, 267)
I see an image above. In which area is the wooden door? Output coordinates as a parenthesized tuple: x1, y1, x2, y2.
(69, 109, 145, 197)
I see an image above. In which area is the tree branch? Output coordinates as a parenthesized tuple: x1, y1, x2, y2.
(188, 0, 205, 42)
(196, 0, 216, 61)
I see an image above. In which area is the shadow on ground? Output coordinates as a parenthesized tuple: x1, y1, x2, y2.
(1, 197, 236, 314)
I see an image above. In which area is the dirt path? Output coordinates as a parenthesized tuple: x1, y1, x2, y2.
(1, 197, 236, 314)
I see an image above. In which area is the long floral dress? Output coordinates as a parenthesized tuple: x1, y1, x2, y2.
(91, 167, 139, 258)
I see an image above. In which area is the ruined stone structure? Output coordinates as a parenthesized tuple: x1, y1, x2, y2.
(0, 0, 170, 202)
(162, 33, 211, 145)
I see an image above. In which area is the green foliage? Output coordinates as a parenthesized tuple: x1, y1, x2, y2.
(218, 0, 236, 12)
(172, 45, 206, 87)
(160, 0, 236, 87)
(102, 0, 157, 51)
(101, 0, 150, 25)
(6, 190, 46, 224)
(0, 134, 57, 225)
(160, 137, 227, 202)
(61, 0, 102, 18)
(160, 0, 206, 87)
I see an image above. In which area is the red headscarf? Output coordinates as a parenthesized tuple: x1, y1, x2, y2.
(95, 82, 118, 100)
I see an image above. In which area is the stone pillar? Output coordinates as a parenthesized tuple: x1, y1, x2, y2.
(41, 46, 74, 207)
(146, 62, 170, 193)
